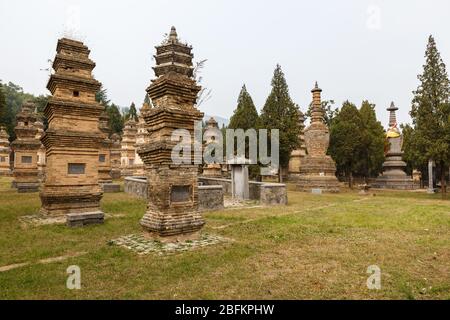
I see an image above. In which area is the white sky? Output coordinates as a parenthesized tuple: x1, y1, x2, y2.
(1, 0, 449, 127)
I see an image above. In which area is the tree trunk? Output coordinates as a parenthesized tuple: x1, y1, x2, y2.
(441, 161, 447, 199)
(348, 171, 353, 189)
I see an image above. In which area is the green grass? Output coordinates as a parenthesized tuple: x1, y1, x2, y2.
(0, 176, 449, 300)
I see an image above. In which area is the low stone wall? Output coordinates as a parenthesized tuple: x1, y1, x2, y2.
(198, 185, 224, 211)
(124, 177, 225, 211)
(124, 176, 148, 199)
(199, 177, 287, 205)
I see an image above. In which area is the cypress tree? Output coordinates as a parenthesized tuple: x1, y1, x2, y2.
(358, 100, 385, 180)
(0, 83, 6, 127)
(409, 35, 450, 198)
(329, 101, 364, 188)
(260, 64, 300, 182)
(229, 84, 259, 130)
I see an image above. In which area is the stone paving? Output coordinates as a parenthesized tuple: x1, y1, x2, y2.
(109, 233, 231, 255)
(19, 212, 124, 228)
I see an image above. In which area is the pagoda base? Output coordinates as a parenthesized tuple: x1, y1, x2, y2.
(296, 155, 340, 192)
(0, 169, 12, 177)
(140, 209, 205, 240)
(40, 186, 103, 216)
(371, 175, 416, 190)
(66, 211, 104, 227)
(287, 173, 301, 182)
(296, 176, 340, 193)
(16, 182, 40, 193)
(101, 182, 121, 193)
(202, 166, 222, 177)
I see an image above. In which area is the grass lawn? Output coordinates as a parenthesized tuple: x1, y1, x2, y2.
(0, 176, 449, 300)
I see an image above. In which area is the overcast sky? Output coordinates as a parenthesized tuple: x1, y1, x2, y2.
(1, 0, 449, 127)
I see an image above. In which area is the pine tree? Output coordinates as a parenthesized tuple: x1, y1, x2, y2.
(409, 35, 450, 198)
(306, 99, 337, 127)
(329, 101, 364, 188)
(106, 103, 124, 134)
(260, 64, 300, 182)
(229, 84, 259, 130)
(96, 85, 110, 106)
(358, 100, 385, 180)
(126, 102, 138, 121)
(143, 93, 151, 106)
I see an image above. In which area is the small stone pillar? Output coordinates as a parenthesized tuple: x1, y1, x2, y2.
(427, 159, 435, 193)
(120, 118, 137, 176)
(288, 109, 306, 181)
(34, 117, 46, 182)
(228, 156, 251, 201)
(134, 103, 151, 176)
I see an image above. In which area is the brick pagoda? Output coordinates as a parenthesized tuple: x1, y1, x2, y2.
(134, 102, 151, 176)
(137, 26, 205, 241)
(202, 117, 222, 177)
(110, 133, 122, 179)
(39, 38, 105, 226)
(98, 109, 120, 192)
(34, 116, 46, 181)
(288, 109, 306, 181)
(296, 82, 339, 193)
(120, 118, 137, 176)
(0, 126, 12, 176)
(11, 102, 41, 192)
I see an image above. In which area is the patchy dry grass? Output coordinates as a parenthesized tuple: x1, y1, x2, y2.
(0, 176, 449, 299)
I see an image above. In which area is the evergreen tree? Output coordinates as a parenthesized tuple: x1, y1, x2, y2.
(329, 101, 364, 188)
(229, 85, 259, 130)
(409, 35, 450, 198)
(358, 100, 385, 180)
(126, 102, 138, 121)
(96, 85, 110, 106)
(143, 93, 150, 106)
(260, 64, 300, 182)
(107, 103, 124, 135)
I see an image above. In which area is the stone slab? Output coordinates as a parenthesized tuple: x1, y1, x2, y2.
(66, 211, 104, 227)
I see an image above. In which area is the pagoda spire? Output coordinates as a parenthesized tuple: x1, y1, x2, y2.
(387, 101, 398, 128)
(310, 81, 324, 124)
(169, 26, 178, 42)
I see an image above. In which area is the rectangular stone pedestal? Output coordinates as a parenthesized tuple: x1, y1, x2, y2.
(102, 183, 121, 193)
(17, 182, 40, 193)
(66, 211, 104, 227)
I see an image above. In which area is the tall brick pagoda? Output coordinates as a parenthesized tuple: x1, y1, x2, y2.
(134, 102, 151, 176)
(137, 26, 205, 241)
(39, 38, 105, 226)
(296, 82, 339, 193)
(34, 116, 46, 181)
(98, 109, 120, 192)
(110, 133, 122, 179)
(0, 126, 12, 176)
(288, 109, 306, 181)
(120, 118, 137, 176)
(11, 102, 41, 192)
(202, 117, 222, 177)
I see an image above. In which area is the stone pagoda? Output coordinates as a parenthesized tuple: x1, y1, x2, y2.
(39, 38, 105, 226)
(202, 117, 222, 177)
(120, 118, 137, 176)
(0, 126, 12, 176)
(137, 26, 205, 241)
(372, 102, 415, 189)
(134, 102, 151, 176)
(288, 109, 306, 181)
(11, 102, 41, 192)
(98, 109, 120, 192)
(34, 115, 46, 181)
(110, 133, 122, 179)
(296, 82, 339, 193)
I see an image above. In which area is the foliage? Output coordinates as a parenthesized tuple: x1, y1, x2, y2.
(229, 85, 259, 130)
(260, 65, 301, 181)
(306, 99, 337, 127)
(407, 35, 450, 196)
